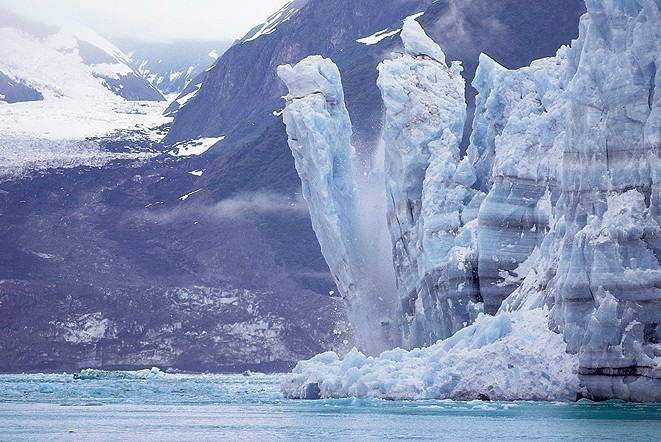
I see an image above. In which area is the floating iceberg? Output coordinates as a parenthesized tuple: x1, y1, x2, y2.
(73, 367, 164, 380)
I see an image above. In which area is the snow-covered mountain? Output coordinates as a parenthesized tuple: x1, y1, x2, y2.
(0, 7, 169, 145)
(279, 0, 660, 402)
(166, 0, 585, 147)
(0, 8, 170, 176)
(240, 0, 309, 44)
(117, 39, 232, 97)
(0, 8, 163, 104)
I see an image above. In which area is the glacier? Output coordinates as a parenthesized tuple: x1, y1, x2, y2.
(280, 0, 660, 402)
(546, 0, 661, 401)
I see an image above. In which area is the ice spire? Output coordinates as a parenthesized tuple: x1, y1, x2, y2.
(378, 17, 482, 348)
(277, 56, 359, 306)
(278, 56, 398, 355)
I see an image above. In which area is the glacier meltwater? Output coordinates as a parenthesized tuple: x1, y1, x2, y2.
(278, 0, 660, 402)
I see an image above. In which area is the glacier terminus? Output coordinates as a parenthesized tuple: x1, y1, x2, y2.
(279, 0, 661, 402)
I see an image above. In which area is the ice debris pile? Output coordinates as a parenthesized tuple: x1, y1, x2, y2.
(282, 308, 579, 401)
(279, 0, 660, 402)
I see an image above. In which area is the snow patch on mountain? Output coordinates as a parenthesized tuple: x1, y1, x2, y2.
(357, 28, 401, 46)
(165, 85, 201, 117)
(170, 136, 225, 157)
(180, 188, 202, 201)
(241, 0, 308, 44)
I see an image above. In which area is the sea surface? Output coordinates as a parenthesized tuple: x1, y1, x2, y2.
(1, 370, 660, 441)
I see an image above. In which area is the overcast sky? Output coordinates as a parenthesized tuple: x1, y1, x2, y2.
(0, 0, 291, 42)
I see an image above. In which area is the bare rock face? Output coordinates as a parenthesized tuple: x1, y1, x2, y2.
(0, 129, 351, 373)
(0, 282, 349, 373)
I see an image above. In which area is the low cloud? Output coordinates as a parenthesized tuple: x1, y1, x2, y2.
(207, 191, 309, 219)
(0, 0, 291, 42)
(141, 191, 309, 225)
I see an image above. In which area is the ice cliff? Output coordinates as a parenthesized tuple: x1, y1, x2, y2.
(279, 0, 660, 402)
(547, 0, 660, 401)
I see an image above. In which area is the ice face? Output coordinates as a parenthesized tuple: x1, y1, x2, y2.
(545, 0, 661, 401)
(479, 0, 661, 400)
(377, 17, 483, 348)
(469, 52, 567, 314)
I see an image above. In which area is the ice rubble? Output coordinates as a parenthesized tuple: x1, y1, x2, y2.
(282, 308, 579, 401)
(280, 0, 660, 401)
(0, 136, 159, 180)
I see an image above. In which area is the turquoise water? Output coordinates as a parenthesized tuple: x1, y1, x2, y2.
(1, 372, 660, 441)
